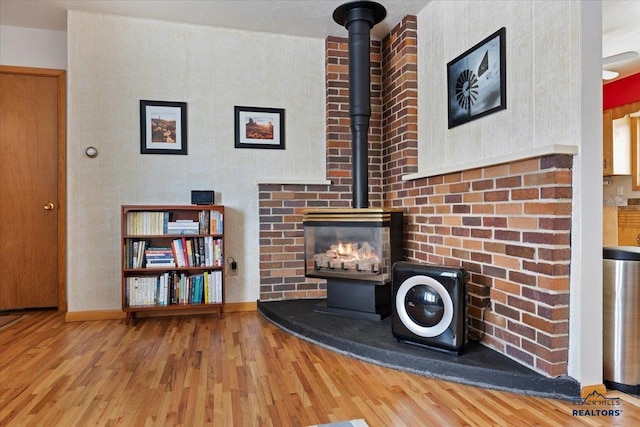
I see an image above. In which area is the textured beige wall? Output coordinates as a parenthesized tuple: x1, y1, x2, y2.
(415, 0, 604, 387)
(67, 11, 326, 311)
(414, 0, 581, 178)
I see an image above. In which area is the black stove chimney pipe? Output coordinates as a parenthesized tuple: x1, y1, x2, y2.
(333, 1, 386, 209)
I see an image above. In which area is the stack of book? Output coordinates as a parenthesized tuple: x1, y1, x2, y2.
(167, 220, 199, 235)
(144, 246, 175, 268)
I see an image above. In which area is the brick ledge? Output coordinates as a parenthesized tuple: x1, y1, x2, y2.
(403, 145, 579, 181)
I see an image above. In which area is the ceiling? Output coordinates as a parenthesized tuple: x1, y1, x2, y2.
(1, 0, 639, 83)
(0, 0, 430, 40)
(602, 0, 640, 82)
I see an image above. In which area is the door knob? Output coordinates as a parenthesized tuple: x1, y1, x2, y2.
(43, 202, 55, 210)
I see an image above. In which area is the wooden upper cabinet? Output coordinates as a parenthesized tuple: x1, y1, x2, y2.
(603, 110, 613, 175)
(603, 100, 640, 177)
(632, 114, 640, 191)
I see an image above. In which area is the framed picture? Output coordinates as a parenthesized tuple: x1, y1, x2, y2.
(447, 27, 506, 129)
(140, 100, 187, 155)
(234, 106, 285, 149)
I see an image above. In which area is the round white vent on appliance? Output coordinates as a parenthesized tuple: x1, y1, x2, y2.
(395, 275, 454, 338)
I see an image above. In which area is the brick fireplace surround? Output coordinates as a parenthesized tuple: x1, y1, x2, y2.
(258, 16, 572, 378)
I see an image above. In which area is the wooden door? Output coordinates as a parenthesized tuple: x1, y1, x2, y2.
(0, 67, 66, 310)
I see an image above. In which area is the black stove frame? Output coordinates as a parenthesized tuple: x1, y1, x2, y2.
(303, 208, 403, 320)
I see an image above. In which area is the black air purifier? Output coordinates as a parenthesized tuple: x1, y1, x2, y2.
(392, 262, 468, 354)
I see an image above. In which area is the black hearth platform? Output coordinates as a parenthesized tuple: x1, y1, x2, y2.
(257, 298, 581, 401)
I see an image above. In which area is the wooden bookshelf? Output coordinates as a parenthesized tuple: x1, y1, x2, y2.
(121, 205, 225, 324)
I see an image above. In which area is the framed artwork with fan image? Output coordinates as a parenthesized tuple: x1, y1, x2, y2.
(447, 27, 506, 129)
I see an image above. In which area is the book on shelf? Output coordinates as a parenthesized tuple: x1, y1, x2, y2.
(144, 246, 175, 268)
(170, 273, 178, 305)
(198, 237, 206, 266)
(193, 238, 201, 266)
(171, 239, 186, 268)
(127, 276, 158, 306)
(125, 240, 148, 268)
(199, 210, 210, 234)
(201, 271, 223, 304)
(145, 261, 176, 268)
(126, 209, 222, 236)
(125, 242, 182, 269)
(210, 210, 223, 234)
(181, 237, 190, 267)
(126, 211, 169, 235)
(186, 239, 195, 267)
(167, 220, 200, 235)
(167, 236, 222, 268)
(126, 270, 222, 307)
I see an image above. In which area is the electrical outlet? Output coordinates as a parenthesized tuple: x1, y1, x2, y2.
(229, 258, 238, 276)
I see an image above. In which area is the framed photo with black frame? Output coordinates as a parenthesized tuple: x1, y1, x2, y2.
(140, 100, 187, 155)
(234, 106, 285, 149)
(447, 27, 506, 129)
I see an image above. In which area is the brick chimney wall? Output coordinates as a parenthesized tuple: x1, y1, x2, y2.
(258, 16, 572, 378)
(258, 37, 383, 300)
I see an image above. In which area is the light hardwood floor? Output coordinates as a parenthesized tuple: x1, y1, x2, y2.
(1, 310, 638, 426)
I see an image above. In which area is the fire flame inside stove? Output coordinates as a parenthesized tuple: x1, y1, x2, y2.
(313, 240, 380, 273)
(337, 241, 356, 258)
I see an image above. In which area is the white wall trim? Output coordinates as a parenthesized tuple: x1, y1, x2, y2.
(403, 144, 579, 181)
(567, 0, 603, 387)
(256, 179, 332, 185)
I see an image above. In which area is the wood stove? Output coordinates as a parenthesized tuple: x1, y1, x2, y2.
(304, 208, 403, 320)
(304, 1, 401, 321)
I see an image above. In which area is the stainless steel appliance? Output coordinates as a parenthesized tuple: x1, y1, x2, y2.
(603, 246, 640, 395)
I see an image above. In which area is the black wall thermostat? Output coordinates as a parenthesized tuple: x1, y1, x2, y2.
(191, 190, 215, 205)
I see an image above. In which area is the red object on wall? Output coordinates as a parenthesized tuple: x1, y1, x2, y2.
(603, 73, 640, 110)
